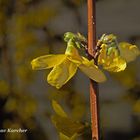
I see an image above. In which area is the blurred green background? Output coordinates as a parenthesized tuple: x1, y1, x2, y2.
(0, 0, 140, 140)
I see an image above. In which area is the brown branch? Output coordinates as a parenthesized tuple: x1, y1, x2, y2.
(87, 0, 100, 140)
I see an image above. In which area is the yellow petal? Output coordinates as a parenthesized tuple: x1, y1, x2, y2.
(98, 44, 127, 72)
(47, 59, 77, 89)
(59, 133, 78, 140)
(103, 57, 127, 72)
(119, 42, 140, 62)
(31, 54, 66, 70)
(52, 100, 68, 118)
(59, 133, 70, 140)
(52, 115, 85, 137)
(98, 44, 108, 65)
(67, 56, 82, 65)
(65, 41, 79, 56)
(79, 57, 106, 82)
(65, 41, 83, 63)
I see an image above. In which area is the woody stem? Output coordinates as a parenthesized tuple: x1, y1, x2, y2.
(87, 0, 100, 140)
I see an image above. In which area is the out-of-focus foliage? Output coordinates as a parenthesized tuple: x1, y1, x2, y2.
(47, 87, 87, 121)
(134, 137, 140, 140)
(111, 63, 137, 88)
(0, 0, 89, 140)
(62, 0, 86, 8)
(109, 39, 140, 139)
(59, 132, 78, 140)
(133, 99, 140, 113)
(0, 0, 57, 140)
(3, 120, 27, 140)
(0, 80, 9, 97)
(51, 100, 89, 140)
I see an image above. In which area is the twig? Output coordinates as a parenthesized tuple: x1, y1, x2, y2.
(87, 0, 100, 140)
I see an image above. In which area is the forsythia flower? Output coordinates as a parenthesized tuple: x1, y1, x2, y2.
(31, 41, 106, 89)
(98, 34, 140, 72)
(98, 44, 127, 72)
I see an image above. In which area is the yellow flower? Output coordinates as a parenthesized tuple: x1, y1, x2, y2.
(98, 44, 126, 72)
(119, 42, 140, 62)
(98, 34, 139, 73)
(31, 41, 106, 89)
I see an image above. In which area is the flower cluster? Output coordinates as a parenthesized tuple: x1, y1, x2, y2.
(31, 33, 139, 89)
(97, 34, 140, 72)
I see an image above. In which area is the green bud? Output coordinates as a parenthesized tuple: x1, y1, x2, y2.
(64, 32, 76, 42)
